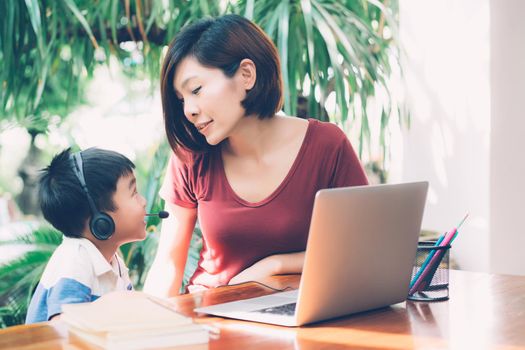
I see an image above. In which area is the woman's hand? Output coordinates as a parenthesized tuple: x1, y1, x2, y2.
(228, 251, 305, 285)
(228, 256, 279, 285)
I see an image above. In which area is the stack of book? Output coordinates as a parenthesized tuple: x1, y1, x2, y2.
(61, 291, 209, 349)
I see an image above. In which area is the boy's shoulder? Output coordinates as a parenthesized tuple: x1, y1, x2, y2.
(39, 237, 106, 288)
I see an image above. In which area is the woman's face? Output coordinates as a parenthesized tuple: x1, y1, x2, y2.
(173, 56, 252, 145)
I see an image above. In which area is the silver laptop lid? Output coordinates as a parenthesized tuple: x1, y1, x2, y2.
(295, 181, 428, 325)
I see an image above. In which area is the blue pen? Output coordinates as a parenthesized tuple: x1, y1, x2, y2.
(409, 213, 469, 293)
(409, 233, 446, 289)
(416, 228, 462, 291)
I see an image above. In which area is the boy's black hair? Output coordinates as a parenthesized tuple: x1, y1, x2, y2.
(38, 147, 135, 238)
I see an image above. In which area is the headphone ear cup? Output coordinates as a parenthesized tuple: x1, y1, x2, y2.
(90, 212, 115, 240)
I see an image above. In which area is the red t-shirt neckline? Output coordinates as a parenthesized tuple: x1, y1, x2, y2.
(217, 119, 315, 208)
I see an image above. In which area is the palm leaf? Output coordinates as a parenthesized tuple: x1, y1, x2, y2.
(0, 226, 61, 327)
(244, 0, 255, 20)
(277, 1, 291, 114)
(300, 0, 316, 84)
(23, 0, 45, 57)
(60, 0, 99, 49)
(0, 226, 62, 246)
(4, 0, 402, 165)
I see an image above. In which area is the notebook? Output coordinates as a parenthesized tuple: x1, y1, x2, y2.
(194, 182, 428, 326)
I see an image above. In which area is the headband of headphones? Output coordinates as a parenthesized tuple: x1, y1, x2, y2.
(71, 152, 100, 218)
(70, 152, 115, 240)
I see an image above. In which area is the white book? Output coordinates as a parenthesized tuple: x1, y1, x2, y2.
(61, 291, 209, 349)
(68, 325, 209, 350)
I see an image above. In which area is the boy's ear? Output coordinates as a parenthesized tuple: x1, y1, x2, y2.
(238, 58, 256, 90)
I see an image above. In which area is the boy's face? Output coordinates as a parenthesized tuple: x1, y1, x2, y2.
(110, 172, 147, 243)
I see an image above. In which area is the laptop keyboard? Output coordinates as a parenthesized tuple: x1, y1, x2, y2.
(254, 303, 296, 316)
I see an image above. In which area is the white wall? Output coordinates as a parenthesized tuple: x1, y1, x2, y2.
(393, 1, 491, 272)
(490, 0, 525, 275)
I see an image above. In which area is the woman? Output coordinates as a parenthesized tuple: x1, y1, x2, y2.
(144, 14, 368, 297)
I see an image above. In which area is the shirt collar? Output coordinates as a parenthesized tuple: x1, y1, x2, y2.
(63, 237, 119, 277)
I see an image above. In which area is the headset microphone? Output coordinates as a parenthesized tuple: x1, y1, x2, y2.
(145, 211, 169, 219)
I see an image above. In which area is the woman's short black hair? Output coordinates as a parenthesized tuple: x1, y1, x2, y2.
(38, 147, 135, 238)
(160, 14, 284, 156)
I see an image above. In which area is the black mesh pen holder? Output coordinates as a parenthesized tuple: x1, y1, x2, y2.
(407, 241, 450, 302)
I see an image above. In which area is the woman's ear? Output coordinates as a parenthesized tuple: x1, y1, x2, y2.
(237, 58, 256, 90)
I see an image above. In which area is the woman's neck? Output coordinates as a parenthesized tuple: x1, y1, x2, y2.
(223, 115, 281, 160)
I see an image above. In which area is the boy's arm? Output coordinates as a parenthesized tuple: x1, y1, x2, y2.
(143, 202, 197, 297)
(26, 248, 95, 324)
(46, 277, 93, 321)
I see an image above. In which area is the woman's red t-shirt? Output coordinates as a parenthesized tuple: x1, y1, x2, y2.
(160, 119, 369, 289)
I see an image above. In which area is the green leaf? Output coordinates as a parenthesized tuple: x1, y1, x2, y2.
(244, 0, 255, 20)
(110, 0, 119, 44)
(60, 0, 99, 49)
(23, 0, 45, 57)
(300, 0, 316, 83)
(310, 7, 347, 120)
(277, 1, 291, 114)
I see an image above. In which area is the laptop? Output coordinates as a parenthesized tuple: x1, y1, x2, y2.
(194, 182, 428, 326)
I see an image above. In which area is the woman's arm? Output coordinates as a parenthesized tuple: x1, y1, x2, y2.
(143, 202, 197, 297)
(228, 251, 305, 285)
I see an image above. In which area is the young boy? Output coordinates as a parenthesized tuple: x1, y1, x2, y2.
(25, 147, 147, 324)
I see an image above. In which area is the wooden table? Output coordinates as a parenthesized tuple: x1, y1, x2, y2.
(1, 270, 524, 349)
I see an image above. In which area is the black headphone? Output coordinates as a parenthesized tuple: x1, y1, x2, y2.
(70, 152, 115, 240)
